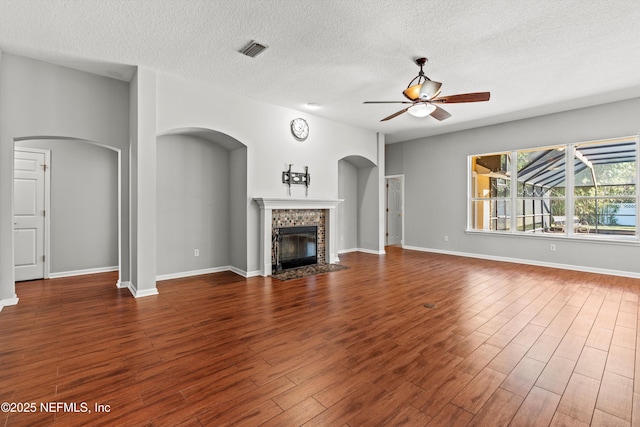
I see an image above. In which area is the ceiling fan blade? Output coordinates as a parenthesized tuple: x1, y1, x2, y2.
(430, 105, 452, 121)
(431, 92, 490, 104)
(381, 107, 410, 121)
(364, 101, 413, 104)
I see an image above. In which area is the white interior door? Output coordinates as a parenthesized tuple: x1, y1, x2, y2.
(386, 177, 403, 245)
(14, 149, 47, 281)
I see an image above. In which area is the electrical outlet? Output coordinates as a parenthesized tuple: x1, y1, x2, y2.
(549, 244, 556, 252)
(194, 249, 200, 256)
(444, 235, 449, 242)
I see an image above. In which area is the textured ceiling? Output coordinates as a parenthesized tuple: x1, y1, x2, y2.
(1, 0, 639, 143)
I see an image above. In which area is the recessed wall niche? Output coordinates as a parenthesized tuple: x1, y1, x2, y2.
(156, 131, 247, 277)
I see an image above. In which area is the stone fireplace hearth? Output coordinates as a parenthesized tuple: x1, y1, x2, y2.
(254, 198, 342, 276)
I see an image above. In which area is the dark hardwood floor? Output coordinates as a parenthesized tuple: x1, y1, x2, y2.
(2, 246, 640, 426)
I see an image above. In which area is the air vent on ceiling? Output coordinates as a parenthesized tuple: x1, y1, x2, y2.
(239, 41, 268, 58)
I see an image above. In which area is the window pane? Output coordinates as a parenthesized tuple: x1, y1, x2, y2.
(549, 201, 568, 232)
(470, 153, 511, 231)
(575, 197, 636, 235)
(518, 147, 566, 190)
(471, 200, 511, 231)
(516, 146, 566, 233)
(574, 139, 637, 236)
(473, 153, 511, 198)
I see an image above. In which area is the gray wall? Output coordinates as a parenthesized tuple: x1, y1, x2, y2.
(229, 147, 248, 272)
(338, 156, 380, 252)
(386, 97, 640, 276)
(15, 140, 118, 274)
(129, 67, 157, 294)
(385, 142, 404, 176)
(156, 134, 232, 276)
(0, 53, 130, 300)
(358, 166, 380, 251)
(338, 159, 358, 251)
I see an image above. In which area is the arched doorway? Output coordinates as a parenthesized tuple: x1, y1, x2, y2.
(13, 137, 123, 283)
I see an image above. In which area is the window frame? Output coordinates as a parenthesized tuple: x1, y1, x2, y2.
(470, 152, 512, 232)
(467, 135, 640, 242)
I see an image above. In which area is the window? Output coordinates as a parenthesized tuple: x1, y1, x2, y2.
(573, 138, 637, 236)
(516, 147, 566, 233)
(471, 153, 511, 231)
(469, 136, 639, 240)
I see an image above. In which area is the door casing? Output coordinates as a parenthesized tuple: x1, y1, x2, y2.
(385, 174, 404, 246)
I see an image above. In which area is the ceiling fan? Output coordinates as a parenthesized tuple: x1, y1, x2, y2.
(364, 57, 490, 121)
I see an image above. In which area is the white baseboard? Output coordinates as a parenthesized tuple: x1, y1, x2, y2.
(338, 248, 358, 254)
(49, 266, 118, 279)
(116, 280, 130, 289)
(358, 248, 386, 255)
(229, 266, 262, 278)
(0, 296, 19, 311)
(402, 244, 640, 279)
(156, 266, 231, 281)
(246, 271, 262, 277)
(156, 265, 258, 280)
(339, 248, 386, 255)
(127, 282, 159, 298)
(120, 282, 158, 298)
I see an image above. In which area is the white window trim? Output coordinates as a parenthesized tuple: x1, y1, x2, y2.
(468, 135, 640, 243)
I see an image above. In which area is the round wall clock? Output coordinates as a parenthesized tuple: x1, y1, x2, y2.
(290, 118, 309, 141)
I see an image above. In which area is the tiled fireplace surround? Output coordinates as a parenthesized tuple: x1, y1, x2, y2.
(272, 209, 326, 267)
(254, 198, 342, 276)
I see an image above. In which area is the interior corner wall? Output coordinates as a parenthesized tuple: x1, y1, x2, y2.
(357, 165, 380, 252)
(129, 67, 157, 294)
(385, 143, 404, 176)
(156, 134, 231, 276)
(129, 72, 139, 285)
(0, 53, 129, 300)
(15, 139, 118, 274)
(230, 147, 248, 272)
(338, 159, 359, 251)
(388, 96, 640, 276)
(376, 133, 386, 253)
(0, 50, 12, 301)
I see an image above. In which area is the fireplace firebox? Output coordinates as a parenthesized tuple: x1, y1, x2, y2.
(275, 226, 318, 271)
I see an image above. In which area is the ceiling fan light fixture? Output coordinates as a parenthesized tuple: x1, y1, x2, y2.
(403, 84, 422, 101)
(407, 103, 436, 117)
(419, 80, 443, 100)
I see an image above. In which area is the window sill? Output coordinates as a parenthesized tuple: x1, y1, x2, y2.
(465, 229, 640, 245)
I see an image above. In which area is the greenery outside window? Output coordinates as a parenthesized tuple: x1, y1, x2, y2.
(469, 136, 639, 240)
(573, 138, 637, 236)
